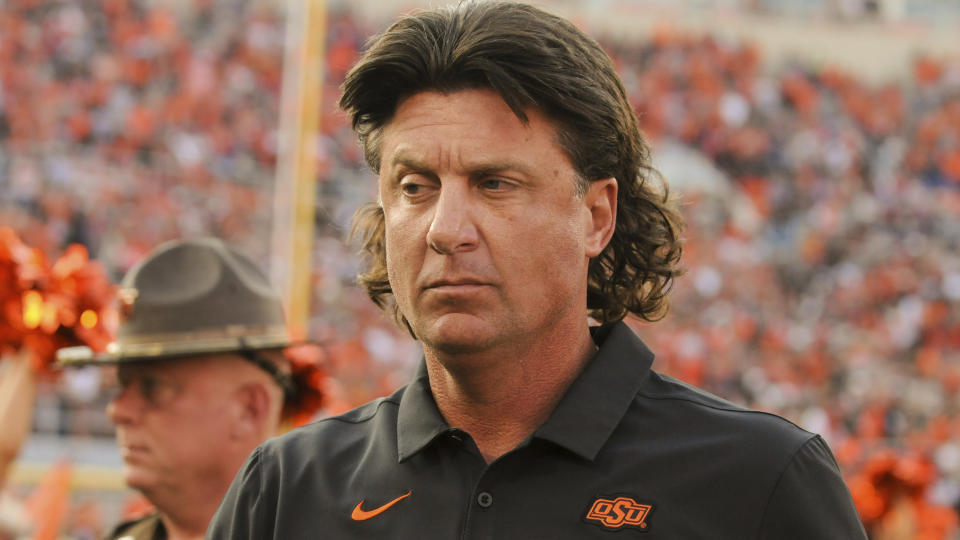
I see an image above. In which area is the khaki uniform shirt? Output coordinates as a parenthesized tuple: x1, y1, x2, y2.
(108, 512, 165, 540)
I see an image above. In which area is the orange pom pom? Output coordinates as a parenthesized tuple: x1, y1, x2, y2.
(0, 228, 117, 373)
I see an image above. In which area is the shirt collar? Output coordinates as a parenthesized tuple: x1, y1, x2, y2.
(397, 360, 449, 462)
(532, 321, 654, 461)
(396, 321, 654, 462)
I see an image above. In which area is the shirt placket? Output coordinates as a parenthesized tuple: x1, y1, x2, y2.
(448, 430, 499, 540)
(460, 468, 499, 540)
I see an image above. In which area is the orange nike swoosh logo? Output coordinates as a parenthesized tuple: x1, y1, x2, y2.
(351, 491, 412, 521)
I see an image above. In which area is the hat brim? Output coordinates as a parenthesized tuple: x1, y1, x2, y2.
(56, 334, 292, 367)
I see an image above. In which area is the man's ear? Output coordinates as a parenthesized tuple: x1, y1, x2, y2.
(232, 382, 271, 440)
(584, 177, 617, 258)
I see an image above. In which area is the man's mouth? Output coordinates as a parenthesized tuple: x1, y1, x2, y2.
(425, 279, 492, 294)
(119, 443, 150, 459)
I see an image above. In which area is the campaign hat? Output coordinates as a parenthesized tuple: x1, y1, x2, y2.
(56, 238, 290, 366)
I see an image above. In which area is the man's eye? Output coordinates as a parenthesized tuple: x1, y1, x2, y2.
(401, 183, 422, 195)
(139, 375, 180, 406)
(481, 178, 507, 191)
(140, 376, 159, 399)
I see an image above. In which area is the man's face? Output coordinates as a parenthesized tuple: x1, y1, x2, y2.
(106, 355, 239, 499)
(378, 88, 605, 358)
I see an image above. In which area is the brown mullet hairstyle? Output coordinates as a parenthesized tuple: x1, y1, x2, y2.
(341, 1, 684, 335)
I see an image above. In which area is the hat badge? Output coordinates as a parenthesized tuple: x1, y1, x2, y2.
(117, 288, 139, 320)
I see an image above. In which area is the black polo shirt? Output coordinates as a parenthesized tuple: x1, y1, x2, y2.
(207, 322, 866, 539)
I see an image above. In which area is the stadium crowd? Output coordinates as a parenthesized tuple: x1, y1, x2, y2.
(0, 0, 958, 537)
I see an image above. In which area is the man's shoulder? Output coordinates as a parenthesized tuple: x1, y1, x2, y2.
(313, 392, 403, 427)
(638, 370, 754, 410)
(635, 370, 815, 449)
(262, 387, 405, 456)
(233, 388, 408, 499)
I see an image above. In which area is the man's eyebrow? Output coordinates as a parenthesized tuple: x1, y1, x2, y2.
(388, 150, 428, 171)
(388, 151, 534, 178)
(468, 162, 534, 179)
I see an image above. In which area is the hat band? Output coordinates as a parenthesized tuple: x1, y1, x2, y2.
(56, 326, 291, 366)
(104, 333, 290, 358)
(114, 324, 289, 345)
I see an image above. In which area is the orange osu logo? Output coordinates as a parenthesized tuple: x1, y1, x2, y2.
(584, 496, 653, 531)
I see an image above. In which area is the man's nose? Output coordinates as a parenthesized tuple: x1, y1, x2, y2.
(426, 184, 478, 254)
(106, 383, 143, 426)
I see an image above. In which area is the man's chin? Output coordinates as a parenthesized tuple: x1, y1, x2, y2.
(429, 338, 488, 356)
(419, 316, 498, 355)
(122, 466, 160, 494)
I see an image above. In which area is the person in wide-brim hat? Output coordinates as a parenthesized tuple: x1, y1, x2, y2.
(57, 237, 326, 540)
(58, 237, 291, 366)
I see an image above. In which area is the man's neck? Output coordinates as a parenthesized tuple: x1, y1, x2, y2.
(426, 323, 597, 463)
(150, 469, 237, 540)
(159, 511, 208, 540)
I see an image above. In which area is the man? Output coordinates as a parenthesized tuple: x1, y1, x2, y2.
(57, 238, 324, 540)
(209, 2, 866, 538)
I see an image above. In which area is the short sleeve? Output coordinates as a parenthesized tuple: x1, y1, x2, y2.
(206, 445, 275, 539)
(756, 435, 867, 540)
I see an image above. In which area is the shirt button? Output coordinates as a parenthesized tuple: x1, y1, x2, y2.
(477, 491, 493, 508)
